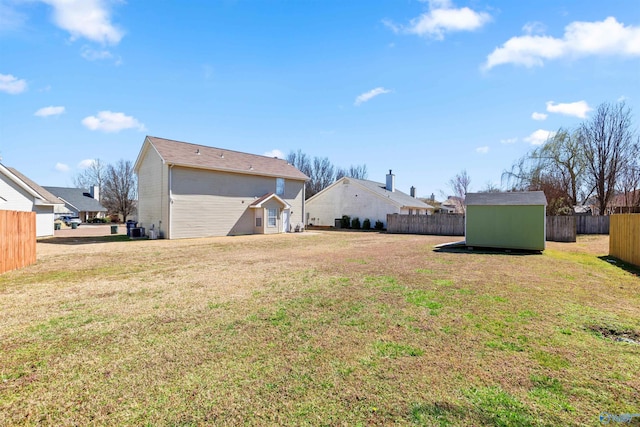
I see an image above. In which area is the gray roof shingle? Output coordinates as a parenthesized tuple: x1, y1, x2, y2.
(43, 187, 107, 212)
(143, 136, 309, 181)
(345, 178, 434, 209)
(465, 191, 547, 206)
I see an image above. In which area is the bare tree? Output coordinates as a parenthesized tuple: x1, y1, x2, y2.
(309, 156, 335, 198)
(617, 137, 640, 211)
(102, 160, 137, 221)
(502, 128, 587, 214)
(73, 159, 106, 198)
(286, 150, 312, 178)
(336, 164, 368, 181)
(447, 169, 471, 213)
(580, 102, 636, 215)
(480, 181, 501, 193)
(288, 150, 368, 198)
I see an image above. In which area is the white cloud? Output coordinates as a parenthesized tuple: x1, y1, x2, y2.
(40, 0, 124, 45)
(354, 87, 391, 106)
(500, 137, 518, 144)
(385, 0, 491, 40)
(81, 46, 113, 61)
(524, 129, 556, 146)
(0, 2, 27, 32)
(35, 106, 65, 117)
(522, 21, 546, 35)
(0, 73, 27, 94)
(531, 112, 548, 121)
(484, 17, 640, 70)
(264, 149, 284, 159)
(476, 146, 489, 154)
(546, 100, 592, 118)
(78, 159, 96, 169)
(82, 111, 145, 133)
(55, 162, 69, 172)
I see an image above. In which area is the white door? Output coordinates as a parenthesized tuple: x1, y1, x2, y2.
(282, 209, 290, 232)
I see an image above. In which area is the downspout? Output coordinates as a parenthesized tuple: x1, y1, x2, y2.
(302, 182, 306, 227)
(169, 164, 174, 239)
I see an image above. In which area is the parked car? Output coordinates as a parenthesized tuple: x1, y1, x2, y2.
(60, 216, 81, 227)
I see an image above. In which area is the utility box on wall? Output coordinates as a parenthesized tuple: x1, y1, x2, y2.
(465, 191, 547, 251)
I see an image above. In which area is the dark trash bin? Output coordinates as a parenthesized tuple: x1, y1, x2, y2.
(54, 222, 61, 230)
(126, 220, 137, 237)
(110, 225, 118, 234)
(71, 222, 78, 229)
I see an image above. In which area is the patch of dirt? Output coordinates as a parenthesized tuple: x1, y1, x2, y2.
(588, 325, 640, 345)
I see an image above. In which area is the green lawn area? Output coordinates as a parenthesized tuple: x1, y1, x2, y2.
(1, 232, 638, 426)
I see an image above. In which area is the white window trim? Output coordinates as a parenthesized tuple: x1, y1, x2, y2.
(267, 208, 277, 228)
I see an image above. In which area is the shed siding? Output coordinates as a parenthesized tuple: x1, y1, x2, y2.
(466, 205, 545, 250)
(137, 146, 168, 238)
(170, 167, 304, 238)
(306, 180, 397, 227)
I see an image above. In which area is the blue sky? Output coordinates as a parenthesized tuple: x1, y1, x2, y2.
(1, 0, 639, 198)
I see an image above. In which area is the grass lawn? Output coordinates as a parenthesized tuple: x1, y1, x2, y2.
(1, 232, 638, 426)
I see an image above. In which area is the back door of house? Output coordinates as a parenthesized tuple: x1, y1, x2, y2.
(282, 210, 290, 232)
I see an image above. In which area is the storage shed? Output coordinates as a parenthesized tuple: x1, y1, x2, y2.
(465, 191, 547, 251)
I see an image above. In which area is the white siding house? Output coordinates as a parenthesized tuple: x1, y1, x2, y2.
(306, 170, 434, 228)
(0, 164, 64, 237)
(134, 136, 309, 239)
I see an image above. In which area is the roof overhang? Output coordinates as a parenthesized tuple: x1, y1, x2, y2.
(0, 164, 48, 202)
(249, 193, 291, 209)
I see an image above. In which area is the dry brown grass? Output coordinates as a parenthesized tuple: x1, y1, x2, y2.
(1, 232, 638, 426)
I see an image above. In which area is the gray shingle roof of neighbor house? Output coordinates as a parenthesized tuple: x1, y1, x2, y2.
(465, 191, 547, 206)
(342, 177, 435, 209)
(43, 187, 107, 212)
(5, 167, 63, 205)
(138, 136, 309, 181)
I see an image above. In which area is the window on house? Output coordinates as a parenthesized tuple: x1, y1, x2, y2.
(256, 217, 262, 227)
(267, 208, 277, 227)
(276, 178, 285, 196)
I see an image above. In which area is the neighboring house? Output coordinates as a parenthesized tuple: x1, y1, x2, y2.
(465, 191, 547, 251)
(606, 190, 640, 214)
(305, 170, 434, 228)
(0, 163, 64, 237)
(44, 186, 107, 222)
(440, 196, 464, 214)
(134, 136, 309, 239)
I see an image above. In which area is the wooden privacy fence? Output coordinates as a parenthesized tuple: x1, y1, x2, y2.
(386, 214, 464, 236)
(0, 210, 36, 274)
(546, 216, 576, 242)
(609, 214, 640, 267)
(577, 215, 609, 234)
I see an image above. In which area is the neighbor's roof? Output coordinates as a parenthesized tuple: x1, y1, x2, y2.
(138, 136, 309, 181)
(2, 165, 63, 205)
(43, 187, 107, 212)
(315, 177, 434, 209)
(465, 191, 547, 206)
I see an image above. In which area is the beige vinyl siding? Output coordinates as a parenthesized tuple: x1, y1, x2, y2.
(170, 167, 293, 238)
(282, 179, 304, 230)
(137, 145, 168, 238)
